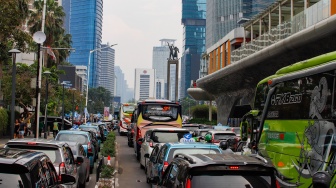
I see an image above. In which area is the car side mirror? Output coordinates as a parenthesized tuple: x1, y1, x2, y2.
(60, 174, 76, 185)
(144, 153, 150, 158)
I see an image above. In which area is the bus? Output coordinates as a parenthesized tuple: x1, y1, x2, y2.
(241, 51, 336, 187)
(132, 99, 182, 160)
(118, 103, 137, 136)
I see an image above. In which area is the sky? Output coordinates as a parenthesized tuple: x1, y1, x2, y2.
(102, 0, 183, 89)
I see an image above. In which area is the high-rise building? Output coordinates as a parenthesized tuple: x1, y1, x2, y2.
(152, 39, 177, 99)
(134, 69, 155, 102)
(180, 0, 206, 99)
(75, 65, 87, 93)
(63, 0, 103, 88)
(100, 44, 115, 96)
(114, 66, 125, 101)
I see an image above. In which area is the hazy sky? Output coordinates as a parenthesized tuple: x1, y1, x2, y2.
(102, 0, 183, 89)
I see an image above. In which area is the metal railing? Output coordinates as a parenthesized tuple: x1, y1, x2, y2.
(231, 0, 330, 63)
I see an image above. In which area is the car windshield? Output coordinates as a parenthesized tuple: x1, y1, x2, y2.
(199, 131, 208, 136)
(142, 104, 179, 121)
(214, 133, 236, 140)
(29, 149, 61, 163)
(56, 133, 88, 144)
(0, 173, 30, 188)
(150, 131, 189, 143)
(168, 148, 220, 162)
(190, 175, 272, 188)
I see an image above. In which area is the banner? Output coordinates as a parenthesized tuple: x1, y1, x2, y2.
(104, 107, 109, 121)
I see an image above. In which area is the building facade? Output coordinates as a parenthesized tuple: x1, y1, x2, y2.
(99, 44, 115, 96)
(134, 68, 155, 102)
(63, 0, 103, 88)
(75, 65, 87, 93)
(180, 0, 206, 99)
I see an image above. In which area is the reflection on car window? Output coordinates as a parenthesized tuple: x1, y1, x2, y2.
(57, 134, 88, 144)
(168, 148, 220, 162)
(152, 132, 189, 143)
(0, 173, 30, 187)
(30, 149, 60, 163)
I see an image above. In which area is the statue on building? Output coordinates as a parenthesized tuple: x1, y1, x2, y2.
(167, 42, 179, 60)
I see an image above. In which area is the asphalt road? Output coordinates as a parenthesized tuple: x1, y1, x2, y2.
(116, 134, 150, 188)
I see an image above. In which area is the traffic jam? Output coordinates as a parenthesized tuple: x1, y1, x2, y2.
(116, 99, 281, 188)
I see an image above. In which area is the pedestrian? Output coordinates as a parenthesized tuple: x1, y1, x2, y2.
(53, 119, 59, 138)
(14, 119, 20, 139)
(18, 119, 25, 138)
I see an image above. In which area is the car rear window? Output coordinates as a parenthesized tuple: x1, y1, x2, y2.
(168, 148, 220, 162)
(214, 133, 236, 140)
(151, 131, 189, 143)
(190, 175, 272, 188)
(30, 149, 61, 163)
(56, 134, 88, 144)
(0, 173, 30, 188)
(80, 127, 98, 133)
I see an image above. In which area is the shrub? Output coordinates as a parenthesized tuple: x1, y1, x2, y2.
(189, 118, 217, 125)
(191, 105, 217, 120)
(0, 108, 9, 134)
(101, 131, 116, 157)
(100, 165, 114, 178)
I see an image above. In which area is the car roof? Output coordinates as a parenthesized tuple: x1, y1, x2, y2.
(58, 130, 90, 135)
(148, 128, 189, 131)
(164, 142, 220, 149)
(0, 148, 48, 173)
(6, 138, 68, 148)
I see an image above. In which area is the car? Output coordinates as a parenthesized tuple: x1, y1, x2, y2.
(80, 129, 100, 158)
(54, 130, 96, 173)
(150, 153, 279, 188)
(0, 148, 76, 187)
(193, 128, 212, 137)
(204, 130, 237, 146)
(138, 128, 190, 170)
(67, 142, 90, 187)
(39, 116, 73, 130)
(79, 125, 103, 150)
(144, 142, 222, 184)
(5, 139, 81, 187)
(90, 122, 107, 141)
(226, 127, 241, 140)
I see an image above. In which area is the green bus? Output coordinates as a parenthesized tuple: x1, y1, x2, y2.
(241, 51, 336, 187)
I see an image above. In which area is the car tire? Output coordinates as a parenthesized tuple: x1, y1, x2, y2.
(128, 140, 133, 147)
(90, 166, 93, 174)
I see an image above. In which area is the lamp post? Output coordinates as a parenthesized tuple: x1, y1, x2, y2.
(80, 93, 83, 122)
(61, 82, 66, 130)
(43, 71, 51, 138)
(9, 49, 21, 139)
(71, 88, 76, 126)
(85, 43, 117, 123)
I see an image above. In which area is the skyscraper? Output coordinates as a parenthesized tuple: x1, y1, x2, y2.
(180, 0, 206, 99)
(100, 44, 115, 95)
(152, 39, 176, 99)
(134, 69, 155, 101)
(63, 0, 103, 88)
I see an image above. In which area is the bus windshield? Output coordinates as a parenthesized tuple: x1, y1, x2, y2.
(142, 104, 179, 121)
(122, 105, 135, 114)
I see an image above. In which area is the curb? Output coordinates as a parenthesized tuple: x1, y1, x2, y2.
(114, 141, 119, 187)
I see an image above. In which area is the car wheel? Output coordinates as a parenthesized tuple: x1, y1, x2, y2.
(90, 166, 93, 174)
(146, 177, 150, 183)
(128, 140, 133, 147)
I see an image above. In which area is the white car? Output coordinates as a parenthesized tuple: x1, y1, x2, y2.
(138, 127, 190, 171)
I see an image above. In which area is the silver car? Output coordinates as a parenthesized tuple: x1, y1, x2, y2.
(67, 142, 90, 187)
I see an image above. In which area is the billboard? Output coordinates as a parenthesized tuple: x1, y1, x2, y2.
(104, 107, 110, 121)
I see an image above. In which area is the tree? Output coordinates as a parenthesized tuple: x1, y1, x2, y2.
(88, 87, 112, 114)
(28, 0, 71, 67)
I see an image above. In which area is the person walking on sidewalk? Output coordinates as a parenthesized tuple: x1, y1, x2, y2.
(53, 119, 59, 138)
(14, 119, 20, 139)
(18, 119, 25, 138)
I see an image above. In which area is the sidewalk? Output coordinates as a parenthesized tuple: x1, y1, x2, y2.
(0, 132, 54, 147)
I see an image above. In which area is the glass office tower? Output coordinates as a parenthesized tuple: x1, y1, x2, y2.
(180, 0, 206, 99)
(65, 0, 103, 88)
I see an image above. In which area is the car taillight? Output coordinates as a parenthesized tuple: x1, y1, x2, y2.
(58, 162, 65, 181)
(276, 180, 281, 188)
(136, 128, 142, 144)
(162, 161, 169, 173)
(88, 142, 92, 153)
(186, 178, 191, 188)
(149, 141, 153, 147)
(131, 129, 134, 134)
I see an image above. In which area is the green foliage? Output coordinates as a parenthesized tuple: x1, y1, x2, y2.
(101, 131, 116, 157)
(100, 165, 114, 178)
(0, 108, 9, 133)
(191, 105, 217, 120)
(88, 87, 112, 114)
(179, 97, 197, 116)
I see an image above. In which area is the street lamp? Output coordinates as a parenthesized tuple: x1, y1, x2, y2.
(8, 49, 21, 139)
(61, 81, 66, 130)
(71, 88, 76, 126)
(80, 93, 83, 122)
(85, 43, 117, 123)
(43, 71, 51, 138)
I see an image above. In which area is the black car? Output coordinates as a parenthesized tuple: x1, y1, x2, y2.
(150, 153, 279, 188)
(0, 148, 76, 187)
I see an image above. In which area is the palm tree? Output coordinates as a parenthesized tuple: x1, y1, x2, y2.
(28, 0, 71, 67)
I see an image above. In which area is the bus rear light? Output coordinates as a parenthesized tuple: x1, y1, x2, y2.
(277, 161, 285, 167)
(268, 79, 273, 85)
(186, 178, 191, 188)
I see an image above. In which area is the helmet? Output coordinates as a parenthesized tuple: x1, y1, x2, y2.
(204, 134, 212, 142)
(219, 141, 228, 150)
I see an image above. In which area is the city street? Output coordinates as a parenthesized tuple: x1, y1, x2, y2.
(116, 134, 150, 188)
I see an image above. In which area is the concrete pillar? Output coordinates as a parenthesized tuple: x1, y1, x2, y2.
(209, 101, 212, 121)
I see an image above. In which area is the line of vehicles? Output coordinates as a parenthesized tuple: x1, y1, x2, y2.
(115, 51, 336, 188)
(0, 122, 111, 188)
